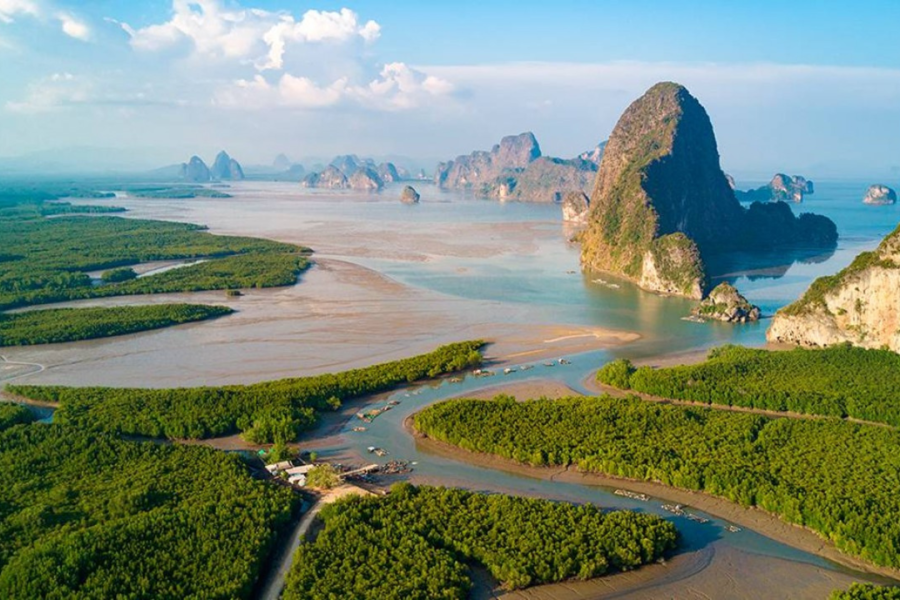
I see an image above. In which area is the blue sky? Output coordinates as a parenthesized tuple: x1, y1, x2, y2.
(1, 0, 898, 176)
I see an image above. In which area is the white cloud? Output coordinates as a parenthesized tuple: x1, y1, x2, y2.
(0, 0, 39, 24)
(126, 1, 379, 71)
(57, 12, 89, 40)
(5, 71, 90, 113)
(214, 62, 454, 111)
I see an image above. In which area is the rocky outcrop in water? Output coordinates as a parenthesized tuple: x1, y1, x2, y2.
(180, 156, 210, 182)
(692, 283, 760, 323)
(768, 223, 900, 351)
(400, 185, 420, 204)
(378, 162, 401, 183)
(435, 132, 541, 190)
(347, 167, 384, 191)
(579, 82, 837, 299)
(736, 174, 814, 203)
(863, 184, 897, 205)
(210, 151, 244, 181)
(301, 165, 348, 189)
(562, 191, 590, 223)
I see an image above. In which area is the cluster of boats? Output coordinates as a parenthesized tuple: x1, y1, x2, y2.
(355, 399, 401, 423)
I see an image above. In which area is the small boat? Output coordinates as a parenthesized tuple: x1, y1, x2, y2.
(503, 367, 516, 375)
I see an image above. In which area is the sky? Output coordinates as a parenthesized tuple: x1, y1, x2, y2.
(0, 0, 898, 176)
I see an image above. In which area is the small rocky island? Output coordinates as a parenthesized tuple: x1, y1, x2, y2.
(735, 174, 814, 203)
(579, 81, 837, 299)
(180, 151, 245, 182)
(768, 223, 900, 351)
(692, 283, 760, 323)
(863, 184, 897, 205)
(300, 155, 401, 192)
(400, 185, 420, 203)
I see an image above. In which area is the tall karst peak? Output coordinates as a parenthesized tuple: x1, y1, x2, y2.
(580, 81, 837, 299)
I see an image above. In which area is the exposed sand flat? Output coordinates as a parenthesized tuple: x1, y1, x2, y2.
(0, 257, 637, 388)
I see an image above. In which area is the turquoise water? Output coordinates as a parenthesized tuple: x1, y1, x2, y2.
(359, 180, 900, 360)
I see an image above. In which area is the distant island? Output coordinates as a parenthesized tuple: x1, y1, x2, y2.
(301, 155, 403, 191)
(434, 132, 602, 203)
(180, 150, 245, 183)
(863, 184, 897, 205)
(735, 174, 814, 203)
(579, 82, 837, 299)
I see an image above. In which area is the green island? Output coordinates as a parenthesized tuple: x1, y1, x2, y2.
(0, 414, 296, 599)
(9, 341, 485, 442)
(832, 584, 900, 599)
(597, 344, 900, 426)
(283, 483, 677, 599)
(414, 394, 900, 569)
(0, 214, 310, 311)
(0, 304, 233, 347)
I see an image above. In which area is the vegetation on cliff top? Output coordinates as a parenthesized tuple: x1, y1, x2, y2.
(9, 341, 484, 443)
(415, 394, 900, 569)
(282, 483, 677, 599)
(779, 224, 900, 317)
(597, 345, 900, 426)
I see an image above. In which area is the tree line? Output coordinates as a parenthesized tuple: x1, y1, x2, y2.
(597, 344, 900, 426)
(0, 304, 232, 347)
(10, 341, 485, 443)
(283, 483, 677, 599)
(415, 394, 900, 569)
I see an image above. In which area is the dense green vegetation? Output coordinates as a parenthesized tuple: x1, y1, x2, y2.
(415, 394, 900, 569)
(597, 345, 900, 426)
(100, 267, 137, 283)
(0, 304, 232, 347)
(126, 185, 232, 199)
(0, 404, 33, 430)
(0, 421, 296, 599)
(832, 584, 900, 599)
(283, 483, 677, 599)
(0, 215, 310, 310)
(10, 341, 484, 442)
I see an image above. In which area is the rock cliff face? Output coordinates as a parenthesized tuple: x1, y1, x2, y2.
(692, 283, 760, 323)
(180, 156, 210, 182)
(400, 185, 420, 203)
(347, 167, 384, 191)
(301, 165, 348, 189)
(436, 133, 596, 203)
(485, 158, 597, 203)
(864, 184, 897, 205)
(577, 141, 607, 166)
(561, 191, 590, 223)
(579, 82, 837, 299)
(768, 224, 900, 351)
(736, 174, 814, 203)
(210, 151, 244, 181)
(435, 132, 541, 189)
(378, 162, 400, 183)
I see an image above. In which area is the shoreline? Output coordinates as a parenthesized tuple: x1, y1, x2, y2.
(402, 410, 900, 582)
